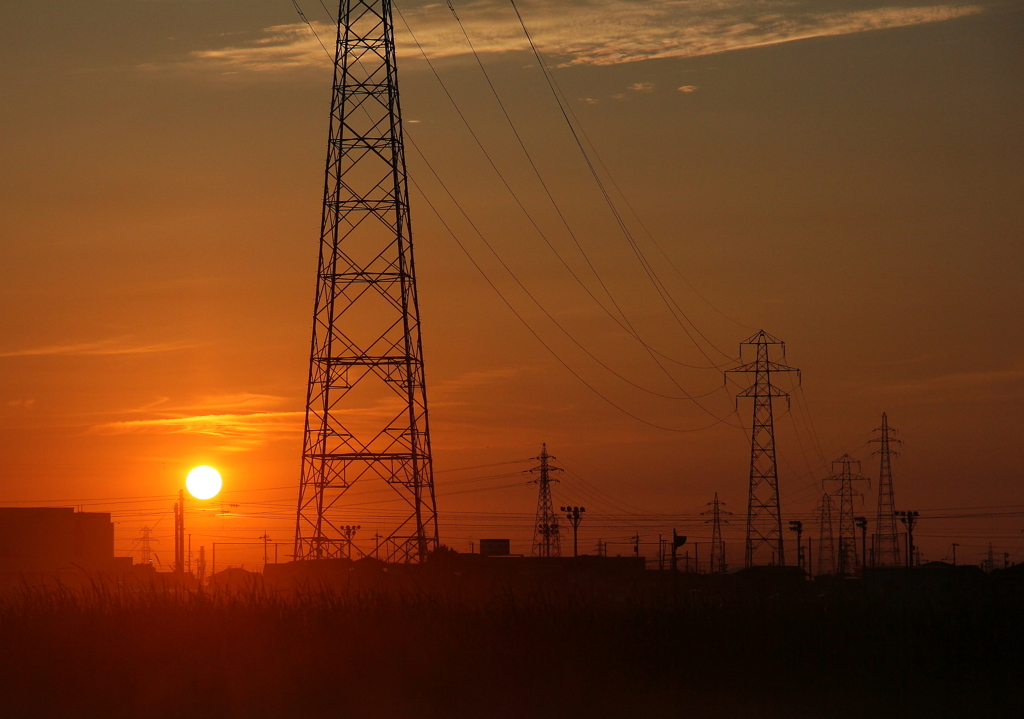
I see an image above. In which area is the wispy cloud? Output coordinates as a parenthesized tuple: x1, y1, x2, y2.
(0, 338, 195, 358)
(176, 0, 983, 72)
(88, 411, 303, 450)
(87, 391, 302, 450)
(629, 82, 655, 92)
(86, 391, 421, 450)
(89, 412, 302, 436)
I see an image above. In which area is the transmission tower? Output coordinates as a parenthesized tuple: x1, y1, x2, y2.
(137, 526, 155, 564)
(815, 493, 836, 576)
(293, 0, 437, 563)
(870, 413, 902, 566)
(701, 493, 731, 573)
(823, 454, 871, 576)
(530, 444, 562, 557)
(726, 330, 800, 567)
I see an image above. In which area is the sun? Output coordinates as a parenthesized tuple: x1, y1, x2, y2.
(186, 466, 222, 500)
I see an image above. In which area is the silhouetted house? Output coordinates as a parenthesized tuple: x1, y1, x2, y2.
(0, 507, 130, 573)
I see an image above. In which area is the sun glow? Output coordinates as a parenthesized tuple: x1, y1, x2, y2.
(186, 466, 222, 500)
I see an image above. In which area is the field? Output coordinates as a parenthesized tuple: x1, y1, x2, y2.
(0, 575, 1020, 718)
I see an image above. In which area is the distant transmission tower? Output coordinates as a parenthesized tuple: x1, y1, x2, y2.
(870, 413, 902, 566)
(293, 0, 437, 563)
(702, 493, 731, 573)
(726, 331, 800, 567)
(824, 454, 870, 576)
(138, 526, 154, 564)
(815, 493, 836, 576)
(530, 444, 562, 557)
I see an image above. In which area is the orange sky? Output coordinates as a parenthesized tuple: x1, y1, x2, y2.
(0, 0, 1022, 569)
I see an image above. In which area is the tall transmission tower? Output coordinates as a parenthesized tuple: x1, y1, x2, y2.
(530, 444, 562, 557)
(815, 493, 836, 576)
(870, 413, 902, 566)
(293, 0, 437, 563)
(726, 330, 800, 567)
(823, 454, 871, 576)
(702, 493, 731, 573)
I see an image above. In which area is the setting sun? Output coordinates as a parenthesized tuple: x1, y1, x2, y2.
(186, 466, 222, 500)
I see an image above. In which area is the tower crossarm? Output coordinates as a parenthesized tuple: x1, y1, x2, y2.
(725, 360, 801, 376)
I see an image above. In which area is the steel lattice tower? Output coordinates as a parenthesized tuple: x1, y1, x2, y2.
(702, 493, 730, 573)
(815, 493, 836, 576)
(530, 444, 562, 557)
(726, 331, 800, 566)
(705, 493, 727, 573)
(870, 413, 902, 566)
(823, 454, 870, 576)
(294, 0, 437, 563)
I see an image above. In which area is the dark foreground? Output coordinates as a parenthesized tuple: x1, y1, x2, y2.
(0, 576, 1020, 719)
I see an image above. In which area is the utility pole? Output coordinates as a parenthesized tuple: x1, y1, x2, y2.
(870, 414, 902, 566)
(855, 516, 868, 575)
(197, 546, 206, 585)
(726, 331, 800, 567)
(260, 531, 272, 567)
(702, 494, 731, 573)
(561, 506, 585, 557)
(174, 489, 185, 574)
(631, 533, 641, 558)
(816, 494, 836, 576)
(952, 542, 959, 566)
(530, 445, 562, 557)
(293, 0, 438, 564)
(895, 511, 919, 568)
(788, 520, 804, 573)
(823, 454, 870, 576)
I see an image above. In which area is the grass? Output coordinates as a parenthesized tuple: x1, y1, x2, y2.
(0, 577, 1020, 718)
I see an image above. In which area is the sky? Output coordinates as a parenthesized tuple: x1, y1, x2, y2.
(0, 0, 1021, 569)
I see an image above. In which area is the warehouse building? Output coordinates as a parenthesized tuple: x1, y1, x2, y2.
(0, 507, 130, 573)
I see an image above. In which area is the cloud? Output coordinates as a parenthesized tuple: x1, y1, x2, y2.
(183, 22, 334, 72)
(124, 392, 291, 414)
(88, 411, 304, 450)
(678, 85, 698, 93)
(0, 338, 194, 358)
(177, 1, 983, 72)
(87, 391, 417, 450)
(629, 82, 655, 92)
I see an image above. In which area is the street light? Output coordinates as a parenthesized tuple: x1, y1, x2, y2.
(561, 506, 585, 557)
(342, 525, 361, 559)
